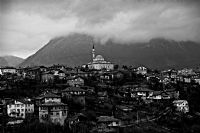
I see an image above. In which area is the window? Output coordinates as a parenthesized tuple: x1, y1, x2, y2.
(56, 112, 59, 116)
(21, 109, 24, 112)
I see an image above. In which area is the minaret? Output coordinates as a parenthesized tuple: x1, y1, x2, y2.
(92, 41, 95, 62)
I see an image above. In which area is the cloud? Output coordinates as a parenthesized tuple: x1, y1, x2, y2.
(0, 0, 200, 58)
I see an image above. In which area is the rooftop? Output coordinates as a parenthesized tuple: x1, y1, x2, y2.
(97, 116, 120, 122)
(62, 87, 86, 92)
(40, 102, 67, 106)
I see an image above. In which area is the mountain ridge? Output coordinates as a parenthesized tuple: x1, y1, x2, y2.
(0, 55, 24, 67)
(19, 33, 200, 69)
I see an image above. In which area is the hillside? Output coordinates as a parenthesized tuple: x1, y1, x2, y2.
(0, 56, 24, 67)
(20, 33, 200, 69)
(0, 57, 8, 67)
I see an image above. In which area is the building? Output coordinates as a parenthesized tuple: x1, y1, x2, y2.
(173, 100, 189, 113)
(131, 87, 153, 99)
(41, 71, 54, 83)
(38, 92, 68, 125)
(149, 91, 171, 100)
(62, 87, 86, 106)
(92, 116, 121, 133)
(136, 66, 147, 75)
(26, 66, 47, 81)
(0, 67, 16, 75)
(67, 76, 84, 87)
(7, 99, 34, 119)
(39, 102, 68, 125)
(86, 44, 114, 70)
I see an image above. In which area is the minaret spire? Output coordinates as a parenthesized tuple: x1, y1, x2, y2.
(92, 40, 95, 61)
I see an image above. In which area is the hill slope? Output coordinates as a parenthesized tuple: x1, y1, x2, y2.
(0, 57, 8, 67)
(0, 56, 24, 67)
(20, 33, 200, 69)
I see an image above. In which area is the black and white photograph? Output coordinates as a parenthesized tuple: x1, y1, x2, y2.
(0, 0, 200, 133)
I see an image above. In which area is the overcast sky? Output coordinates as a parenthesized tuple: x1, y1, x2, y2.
(0, 0, 200, 58)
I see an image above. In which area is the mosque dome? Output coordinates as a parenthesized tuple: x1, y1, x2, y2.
(95, 55, 104, 61)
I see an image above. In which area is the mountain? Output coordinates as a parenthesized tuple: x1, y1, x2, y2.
(20, 33, 200, 69)
(0, 56, 24, 67)
(0, 57, 8, 67)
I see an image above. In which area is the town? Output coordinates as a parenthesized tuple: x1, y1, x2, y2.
(0, 45, 200, 133)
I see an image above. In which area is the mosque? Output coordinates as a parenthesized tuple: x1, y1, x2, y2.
(86, 44, 114, 70)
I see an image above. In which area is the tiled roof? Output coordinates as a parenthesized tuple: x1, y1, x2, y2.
(97, 116, 119, 122)
(36, 92, 60, 99)
(40, 102, 67, 106)
(43, 92, 60, 98)
(132, 87, 153, 92)
(62, 87, 86, 92)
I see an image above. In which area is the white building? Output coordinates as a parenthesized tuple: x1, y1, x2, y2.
(39, 102, 68, 125)
(136, 66, 147, 75)
(173, 100, 189, 113)
(38, 92, 68, 125)
(7, 99, 34, 118)
(0, 67, 16, 75)
(86, 44, 114, 70)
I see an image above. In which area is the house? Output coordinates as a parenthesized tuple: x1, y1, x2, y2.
(114, 105, 134, 125)
(43, 92, 61, 103)
(34, 92, 62, 117)
(193, 77, 200, 85)
(131, 87, 153, 99)
(39, 102, 68, 125)
(48, 64, 65, 71)
(97, 91, 108, 101)
(97, 116, 121, 127)
(97, 72, 113, 84)
(0, 67, 16, 75)
(178, 68, 195, 76)
(113, 71, 124, 80)
(67, 76, 84, 87)
(179, 75, 192, 83)
(92, 116, 121, 133)
(165, 89, 179, 99)
(136, 66, 147, 75)
(0, 101, 6, 118)
(58, 70, 66, 79)
(6, 99, 34, 119)
(148, 91, 171, 100)
(162, 69, 177, 78)
(26, 66, 47, 81)
(35, 92, 61, 106)
(118, 85, 138, 99)
(119, 85, 153, 99)
(67, 113, 87, 127)
(62, 87, 86, 106)
(41, 71, 54, 83)
(38, 92, 68, 125)
(173, 100, 189, 113)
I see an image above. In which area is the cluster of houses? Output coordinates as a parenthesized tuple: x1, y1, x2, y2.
(0, 64, 197, 132)
(0, 88, 87, 126)
(148, 68, 200, 85)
